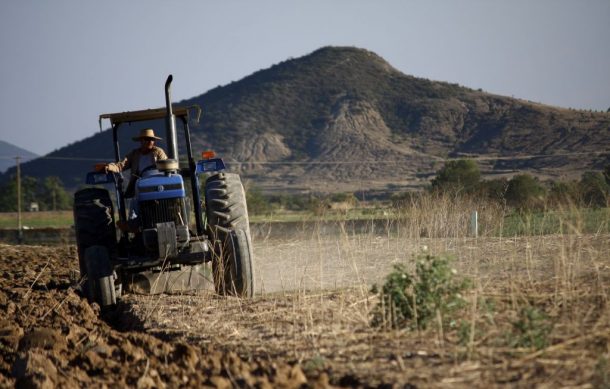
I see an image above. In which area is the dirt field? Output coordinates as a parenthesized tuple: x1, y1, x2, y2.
(1, 229, 609, 387)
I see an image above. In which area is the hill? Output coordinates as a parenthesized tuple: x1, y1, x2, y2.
(0, 140, 38, 173)
(3, 46, 610, 192)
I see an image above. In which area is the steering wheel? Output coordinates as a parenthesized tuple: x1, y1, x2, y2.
(140, 165, 158, 175)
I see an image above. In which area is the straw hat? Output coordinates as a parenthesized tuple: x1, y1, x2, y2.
(132, 128, 162, 141)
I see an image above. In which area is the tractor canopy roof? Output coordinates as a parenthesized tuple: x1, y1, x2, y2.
(98, 105, 201, 130)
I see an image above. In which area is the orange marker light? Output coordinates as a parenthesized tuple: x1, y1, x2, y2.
(201, 150, 216, 160)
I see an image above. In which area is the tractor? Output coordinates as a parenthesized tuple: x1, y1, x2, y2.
(73, 75, 254, 308)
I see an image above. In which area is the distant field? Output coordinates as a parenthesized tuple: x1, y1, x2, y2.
(0, 207, 608, 236)
(0, 211, 73, 229)
(499, 207, 610, 236)
(0, 209, 387, 229)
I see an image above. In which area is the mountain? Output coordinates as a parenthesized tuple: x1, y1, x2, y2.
(0, 140, 38, 173)
(2, 46, 609, 193)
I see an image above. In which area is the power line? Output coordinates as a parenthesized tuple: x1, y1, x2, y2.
(0, 149, 607, 165)
(0, 156, 106, 161)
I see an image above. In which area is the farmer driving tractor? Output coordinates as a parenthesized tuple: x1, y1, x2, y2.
(97, 128, 168, 198)
(96, 128, 168, 232)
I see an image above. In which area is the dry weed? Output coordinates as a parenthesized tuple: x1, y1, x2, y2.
(126, 198, 609, 386)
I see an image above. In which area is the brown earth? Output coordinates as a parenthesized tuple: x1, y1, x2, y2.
(0, 244, 316, 388)
(0, 231, 609, 387)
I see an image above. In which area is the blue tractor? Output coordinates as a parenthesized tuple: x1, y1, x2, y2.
(73, 75, 254, 308)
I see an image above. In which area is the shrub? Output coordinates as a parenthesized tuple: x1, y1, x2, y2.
(431, 159, 481, 195)
(245, 186, 273, 215)
(308, 196, 331, 216)
(274, 193, 310, 211)
(508, 306, 552, 350)
(477, 178, 508, 203)
(505, 174, 546, 211)
(579, 171, 609, 208)
(371, 254, 471, 330)
(329, 192, 358, 205)
(547, 180, 580, 207)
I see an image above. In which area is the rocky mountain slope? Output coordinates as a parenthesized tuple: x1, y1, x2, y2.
(3, 47, 609, 192)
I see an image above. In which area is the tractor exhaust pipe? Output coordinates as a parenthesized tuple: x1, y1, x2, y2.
(164, 75, 178, 160)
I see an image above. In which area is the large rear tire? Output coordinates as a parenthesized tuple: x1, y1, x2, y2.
(73, 188, 116, 277)
(84, 245, 117, 308)
(212, 228, 254, 297)
(205, 173, 255, 297)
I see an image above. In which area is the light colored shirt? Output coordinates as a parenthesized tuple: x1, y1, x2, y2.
(138, 153, 155, 174)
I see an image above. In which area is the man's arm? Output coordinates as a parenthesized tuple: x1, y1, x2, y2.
(154, 147, 168, 161)
(106, 150, 135, 173)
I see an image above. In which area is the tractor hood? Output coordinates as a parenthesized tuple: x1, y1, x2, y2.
(136, 173, 185, 201)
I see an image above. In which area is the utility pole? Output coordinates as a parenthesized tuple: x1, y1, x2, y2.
(52, 181, 57, 211)
(16, 156, 23, 243)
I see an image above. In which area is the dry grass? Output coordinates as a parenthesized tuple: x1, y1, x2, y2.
(125, 196, 610, 387)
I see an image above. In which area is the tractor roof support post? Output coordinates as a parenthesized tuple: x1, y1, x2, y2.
(112, 123, 128, 232)
(181, 116, 204, 235)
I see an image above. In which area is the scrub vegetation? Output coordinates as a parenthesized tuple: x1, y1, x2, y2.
(1, 183, 608, 386)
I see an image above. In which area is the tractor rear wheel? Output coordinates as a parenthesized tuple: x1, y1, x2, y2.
(205, 173, 255, 297)
(73, 188, 116, 277)
(84, 245, 117, 308)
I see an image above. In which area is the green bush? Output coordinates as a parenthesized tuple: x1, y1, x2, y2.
(547, 180, 580, 207)
(477, 178, 508, 203)
(329, 192, 358, 205)
(245, 186, 273, 215)
(579, 171, 609, 208)
(508, 306, 552, 350)
(272, 193, 313, 212)
(308, 196, 331, 216)
(371, 254, 471, 330)
(505, 174, 546, 211)
(431, 159, 481, 195)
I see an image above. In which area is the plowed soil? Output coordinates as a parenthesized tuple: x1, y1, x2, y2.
(1, 232, 609, 388)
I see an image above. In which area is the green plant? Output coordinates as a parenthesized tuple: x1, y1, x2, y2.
(371, 254, 471, 330)
(302, 354, 326, 374)
(431, 159, 481, 195)
(547, 180, 580, 207)
(457, 320, 471, 346)
(245, 186, 273, 215)
(505, 174, 546, 211)
(579, 171, 609, 208)
(508, 306, 552, 350)
(477, 178, 508, 203)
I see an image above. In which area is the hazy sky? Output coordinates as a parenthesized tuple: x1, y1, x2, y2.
(1, 0, 609, 155)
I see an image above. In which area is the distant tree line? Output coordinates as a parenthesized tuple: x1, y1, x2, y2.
(395, 159, 610, 211)
(0, 175, 72, 212)
(246, 186, 360, 216)
(246, 159, 610, 216)
(3, 161, 606, 216)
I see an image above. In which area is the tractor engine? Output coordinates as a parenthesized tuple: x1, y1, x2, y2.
(135, 160, 189, 258)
